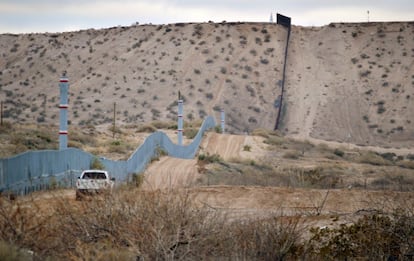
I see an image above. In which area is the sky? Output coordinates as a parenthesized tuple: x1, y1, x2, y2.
(0, 0, 413, 34)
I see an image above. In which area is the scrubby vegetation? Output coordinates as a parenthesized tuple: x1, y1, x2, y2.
(196, 130, 414, 191)
(1, 188, 413, 260)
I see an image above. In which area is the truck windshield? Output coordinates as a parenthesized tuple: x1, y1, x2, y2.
(83, 172, 107, 179)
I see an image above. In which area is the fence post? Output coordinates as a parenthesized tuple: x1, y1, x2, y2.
(221, 109, 225, 134)
(59, 73, 69, 150)
(177, 92, 183, 146)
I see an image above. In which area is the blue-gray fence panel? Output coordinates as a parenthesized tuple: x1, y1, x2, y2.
(0, 116, 216, 194)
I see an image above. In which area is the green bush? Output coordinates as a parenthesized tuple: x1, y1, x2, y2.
(184, 128, 198, 139)
(131, 173, 144, 187)
(198, 153, 222, 163)
(90, 157, 105, 170)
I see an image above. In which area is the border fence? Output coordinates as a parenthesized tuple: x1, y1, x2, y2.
(0, 116, 216, 195)
(274, 13, 291, 130)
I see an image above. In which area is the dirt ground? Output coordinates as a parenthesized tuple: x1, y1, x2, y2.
(140, 132, 414, 228)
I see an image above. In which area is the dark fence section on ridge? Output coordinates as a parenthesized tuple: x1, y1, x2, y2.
(274, 14, 291, 130)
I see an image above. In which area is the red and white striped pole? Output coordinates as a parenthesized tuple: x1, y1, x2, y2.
(221, 109, 225, 134)
(177, 92, 183, 145)
(59, 73, 69, 150)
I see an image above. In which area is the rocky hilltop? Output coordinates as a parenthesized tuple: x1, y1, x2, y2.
(0, 21, 413, 148)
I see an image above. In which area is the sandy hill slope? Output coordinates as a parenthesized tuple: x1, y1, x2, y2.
(0, 22, 285, 133)
(284, 22, 414, 148)
(0, 21, 413, 148)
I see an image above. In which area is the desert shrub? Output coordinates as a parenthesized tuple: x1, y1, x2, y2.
(9, 129, 57, 152)
(283, 150, 301, 159)
(90, 157, 105, 169)
(398, 160, 414, 169)
(228, 216, 303, 259)
(198, 109, 206, 118)
(70, 129, 97, 147)
(376, 100, 386, 114)
(157, 147, 168, 157)
(198, 153, 222, 164)
(358, 152, 392, 166)
(251, 128, 270, 138)
(0, 197, 55, 258)
(0, 240, 33, 261)
(379, 152, 396, 162)
(151, 120, 176, 129)
(198, 159, 279, 187)
(151, 108, 160, 118)
(0, 121, 12, 134)
(136, 124, 156, 133)
(243, 145, 251, 151)
(264, 136, 285, 146)
(260, 58, 269, 64)
(184, 128, 198, 139)
(205, 93, 213, 99)
(248, 117, 257, 124)
(246, 85, 255, 97)
(108, 140, 128, 154)
(308, 212, 414, 260)
(359, 70, 371, 77)
(333, 149, 344, 157)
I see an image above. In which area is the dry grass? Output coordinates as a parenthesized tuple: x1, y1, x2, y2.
(0, 189, 306, 260)
(1, 187, 414, 260)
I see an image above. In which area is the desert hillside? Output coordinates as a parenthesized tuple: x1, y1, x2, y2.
(0, 22, 285, 134)
(284, 22, 414, 148)
(0, 21, 413, 148)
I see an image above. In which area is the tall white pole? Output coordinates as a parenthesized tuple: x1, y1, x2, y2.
(59, 73, 69, 150)
(177, 93, 183, 145)
(220, 109, 225, 134)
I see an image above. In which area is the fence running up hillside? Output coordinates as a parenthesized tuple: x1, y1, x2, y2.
(0, 116, 216, 195)
(274, 14, 291, 130)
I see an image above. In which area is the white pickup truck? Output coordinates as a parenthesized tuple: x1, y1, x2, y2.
(76, 170, 115, 200)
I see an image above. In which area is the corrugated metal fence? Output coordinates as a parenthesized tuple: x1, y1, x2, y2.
(0, 116, 216, 195)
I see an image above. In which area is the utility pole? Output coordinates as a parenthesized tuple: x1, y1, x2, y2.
(113, 102, 116, 139)
(1, 101, 3, 126)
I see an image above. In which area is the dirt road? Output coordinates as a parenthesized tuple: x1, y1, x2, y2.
(142, 132, 248, 190)
(142, 157, 199, 190)
(200, 132, 246, 161)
